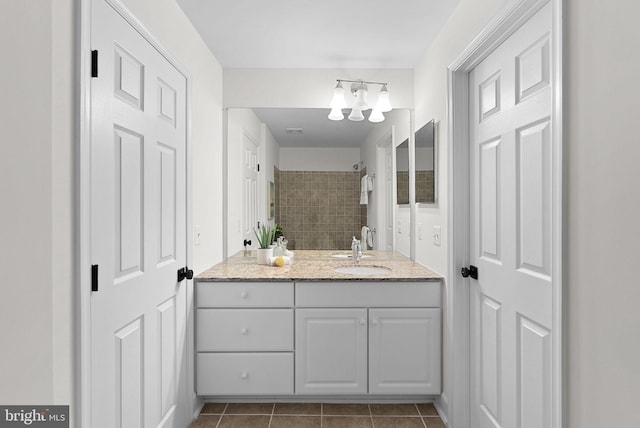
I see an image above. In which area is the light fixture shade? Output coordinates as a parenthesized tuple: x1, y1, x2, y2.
(328, 107, 344, 121)
(376, 85, 392, 112)
(353, 83, 370, 111)
(348, 108, 365, 121)
(330, 81, 348, 109)
(368, 108, 385, 123)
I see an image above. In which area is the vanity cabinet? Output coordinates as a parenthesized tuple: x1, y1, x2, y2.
(195, 279, 441, 397)
(196, 282, 294, 395)
(295, 281, 441, 396)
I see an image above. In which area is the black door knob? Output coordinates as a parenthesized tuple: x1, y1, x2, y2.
(461, 265, 478, 280)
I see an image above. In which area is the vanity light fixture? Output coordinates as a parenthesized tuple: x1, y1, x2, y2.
(328, 79, 392, 123)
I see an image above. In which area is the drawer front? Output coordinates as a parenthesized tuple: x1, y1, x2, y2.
(197, 309, 293, 351)
(197, 282, 293, 307)
(197, 353, 293, 395)
(296, 281, 441, 307)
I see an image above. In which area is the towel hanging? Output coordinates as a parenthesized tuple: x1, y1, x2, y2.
(367, 175, 374, 191)
(360, 175, 368, 205)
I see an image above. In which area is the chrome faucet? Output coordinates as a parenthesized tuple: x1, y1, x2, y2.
(352, 238, 362, 265)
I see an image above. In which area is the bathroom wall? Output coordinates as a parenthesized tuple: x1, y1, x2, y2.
(224, 68, 414, 109)
(276, 170, 363, 250)
(1, 0, 55, 404)
(279, 147, 360, 171)
(564, 0, 640, 426)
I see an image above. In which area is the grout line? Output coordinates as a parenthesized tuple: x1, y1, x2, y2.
(368, 403, 375, 428)
(267, 403, 275, 428)
(416, 403, 427, 428)
(212, 405, 223, 428)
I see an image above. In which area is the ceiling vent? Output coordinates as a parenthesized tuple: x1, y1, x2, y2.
(285, 128, 304, 134)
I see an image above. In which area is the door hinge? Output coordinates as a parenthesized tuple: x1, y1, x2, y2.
(177, 266, 194, 282)
(91, 264, 99, 292)
(91, 50, 98, 78)
(461, 265, 478, 280)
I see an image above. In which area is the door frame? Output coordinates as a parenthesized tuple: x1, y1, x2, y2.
(77, 0, 194, 426)
(445, 0, 563, 427)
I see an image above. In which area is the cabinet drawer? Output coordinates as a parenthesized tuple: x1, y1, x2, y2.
(197, 353, 293, 395)
(197, 309, 293, 351)
(296, 281, 441, 307)
(197, 282, 293, 307)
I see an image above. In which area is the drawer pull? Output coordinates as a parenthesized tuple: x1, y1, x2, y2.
(240, 328, 249, 335)
(241, 371, 249, 379)
(359, 319, 366, 326)
(240, 291, 249, 299)
(371, 319, 379, 326)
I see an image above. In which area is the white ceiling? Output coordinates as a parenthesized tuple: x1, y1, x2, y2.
(175, 0, 460, 69)
(253, 108, 379, 148)
(176, 1, 458, 147)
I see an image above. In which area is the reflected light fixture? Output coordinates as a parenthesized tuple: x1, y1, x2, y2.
(328, 79, 392, 123)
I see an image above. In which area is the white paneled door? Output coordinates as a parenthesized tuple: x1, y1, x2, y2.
(469, 3, 554, 428)
(90, 1, 188, 427)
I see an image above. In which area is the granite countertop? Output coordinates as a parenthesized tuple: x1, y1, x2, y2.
(196, 250, 442, 282)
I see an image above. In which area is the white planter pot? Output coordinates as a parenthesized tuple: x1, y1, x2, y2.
(256, 248, 273, 265)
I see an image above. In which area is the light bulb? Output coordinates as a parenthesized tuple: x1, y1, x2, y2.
(353, 83, 370, 111)
(328, 107, 344, 121)
(348, 108, 365, 121)
(329, 81, 348, 109)
(368, 108, 385, 123)
(375, 85, 392, 112)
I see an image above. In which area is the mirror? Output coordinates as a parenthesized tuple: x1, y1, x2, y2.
(415, 120, 436, 204)
(226, 108, 410, 254)
(396, 139, 409, 205)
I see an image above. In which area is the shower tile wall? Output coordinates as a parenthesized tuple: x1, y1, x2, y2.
(416, 170, 435, 203)
(394, 170, 435, 204)
(275, 169, 365, 250)
(397, 171, 410, 205)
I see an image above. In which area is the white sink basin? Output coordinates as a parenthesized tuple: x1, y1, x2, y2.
(334, 266, 391, 275)
(331, 254, 372, 259)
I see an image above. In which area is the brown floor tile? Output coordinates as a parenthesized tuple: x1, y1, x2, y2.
(372, 416, 425, 428)
(270, 415, 321, 428)
(370, 404, 419, 416)
(200, 403, 227, 414)
(217, 414, 271, 428)
(323, 416, 374, 428)
(416, 403, 438, 417)
(423, 416, 446, 428)
(224, 403, 274, 415)
(274, 402, 322, 415)
(188, 414, 221, 428)
(323, 403, 371, 416)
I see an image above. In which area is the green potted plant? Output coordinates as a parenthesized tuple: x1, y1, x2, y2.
(254, 223, 276, 265)
(274, 224, 284, 241)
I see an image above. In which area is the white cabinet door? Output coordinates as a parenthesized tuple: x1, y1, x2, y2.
(369, 308, 441, 395)
(295, 308, 367, 394)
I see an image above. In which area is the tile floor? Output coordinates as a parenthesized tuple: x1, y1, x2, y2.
(188, 402, 446, 428)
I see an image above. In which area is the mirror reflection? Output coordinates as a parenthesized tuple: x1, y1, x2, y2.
(396, 139, 409, 205)
(415, 120, 436, 204)
(226, 108, 410, 254)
